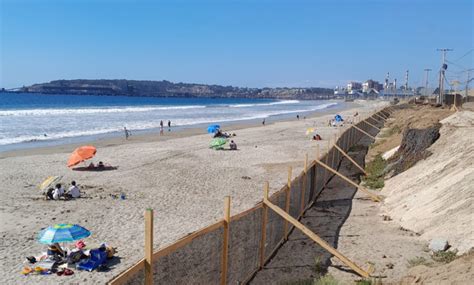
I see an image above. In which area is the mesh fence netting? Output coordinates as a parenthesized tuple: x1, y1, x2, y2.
(227, 206, 263, 284)
(152, 226, 224, 284)
(112, 111, 388, 284)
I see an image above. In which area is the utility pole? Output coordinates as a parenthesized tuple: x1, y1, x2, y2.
(424, 68, 431, 97)
(466, 69, 474, 98)
(437, 48, 453, 105)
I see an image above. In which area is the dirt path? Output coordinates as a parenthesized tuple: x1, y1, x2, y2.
(250, 135, 428, 284)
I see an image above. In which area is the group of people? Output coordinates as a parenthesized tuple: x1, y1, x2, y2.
(87, 161, 108, 171)
(45, 181, 80, 200)
(159, 120, 172, 135)
(312, 134, 322, 141)
(23, 240, 116, 275)
(213, 129, 235, 139)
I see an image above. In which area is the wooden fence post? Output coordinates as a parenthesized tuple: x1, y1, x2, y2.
(353, 125, 376, 140)
(314, 144, 320, 193)
(314, 159, 381, 202)
(145, 209, 153, 285)
(331, 134, 337, 168)
(262, 199, 370, 278)
(300, 154, 308, 214)
(342, 129, 347, 151)
(373, 113, 387, 122)
(334, 144, 367, 175)
(283, 167, 292, 239)
(323, 140, 330, 185)
(221, 196, 231, 285)
(259, 182, 269, 268)
(363, 119, 381, 131)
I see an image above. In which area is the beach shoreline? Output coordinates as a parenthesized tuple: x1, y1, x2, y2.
(0, 100, 388, 284)
(0, 100, 353, 158)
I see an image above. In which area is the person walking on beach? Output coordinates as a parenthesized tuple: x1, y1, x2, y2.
(124, 127, 131, 140)
(296, 114, 300, 120)
(160, 120, 164, 135)
(262, 118, 265, 125)
(168, 120, 171, 132)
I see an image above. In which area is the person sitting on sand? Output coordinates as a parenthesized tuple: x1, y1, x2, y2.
(97, 161, 105, 171)
(312, 134, 322, 141)
(52, 183, 64, 200)
(47, 243, 66, 261)
(214, 129, 229, 138)
(87, 162, 95, 169)
(67, 181, 80, 198)
(45, 187, 54, 200)
(229, 140, 237, 150)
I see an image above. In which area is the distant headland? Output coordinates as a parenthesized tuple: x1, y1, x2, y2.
(2, 79, 334, 100)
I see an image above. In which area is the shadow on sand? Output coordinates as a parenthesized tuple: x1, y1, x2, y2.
(250, 136, 372, 284)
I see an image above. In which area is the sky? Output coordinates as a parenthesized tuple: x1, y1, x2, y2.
(1, 0, 473, 89)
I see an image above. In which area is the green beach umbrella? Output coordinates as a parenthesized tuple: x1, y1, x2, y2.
(210, 138, 228, 149)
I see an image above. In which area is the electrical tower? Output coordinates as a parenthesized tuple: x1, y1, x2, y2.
(437, 48, 453, 104)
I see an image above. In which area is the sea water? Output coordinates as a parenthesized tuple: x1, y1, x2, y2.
(0, 92, 341, 151)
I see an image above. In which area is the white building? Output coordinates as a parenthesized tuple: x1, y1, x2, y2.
(347, 82, 362, 94)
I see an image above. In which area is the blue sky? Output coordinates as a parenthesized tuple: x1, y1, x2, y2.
(1, 0, 472, 89)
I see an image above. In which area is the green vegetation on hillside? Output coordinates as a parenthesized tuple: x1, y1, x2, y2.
(363, 154, 386, 189)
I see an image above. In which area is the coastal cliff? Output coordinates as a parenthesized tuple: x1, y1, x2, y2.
(17, 79, 334, 99)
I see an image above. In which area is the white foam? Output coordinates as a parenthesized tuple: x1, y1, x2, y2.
(0, 101, 339, 146)
(229, 100, 300, 108)
(0, 105, 206, 117)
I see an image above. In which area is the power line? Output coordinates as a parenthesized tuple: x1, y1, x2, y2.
(452, 49, 474, 63)
(446, 60, 467, 71)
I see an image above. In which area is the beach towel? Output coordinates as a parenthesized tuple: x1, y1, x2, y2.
(76, 249, 107, 272)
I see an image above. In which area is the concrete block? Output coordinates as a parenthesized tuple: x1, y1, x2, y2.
(429, 238, 449, 252)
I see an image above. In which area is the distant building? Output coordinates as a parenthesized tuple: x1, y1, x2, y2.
(334, 86, 347, 96)
(347, 82, 362, 94)
(362, 80, 383, 93)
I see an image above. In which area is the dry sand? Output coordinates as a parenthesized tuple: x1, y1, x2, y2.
(0, 100, 387, 284)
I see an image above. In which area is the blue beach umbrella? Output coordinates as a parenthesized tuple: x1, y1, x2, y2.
(207, 124, 220, 134)
(37, 224, 91, 244)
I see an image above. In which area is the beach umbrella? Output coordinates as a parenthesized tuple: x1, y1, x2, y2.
(39, 176, 62, 191)
(210, 138, 227, 148)
(305, 128, 315, 136)
(207, 124, 221, 134)
(67, 145, 97, 168)
(37, 224, 91, 244)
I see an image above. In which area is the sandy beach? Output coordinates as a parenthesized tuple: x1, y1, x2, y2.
(0, 100, 387, 284)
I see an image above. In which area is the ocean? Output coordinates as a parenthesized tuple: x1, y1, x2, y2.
(0, 92, 341, 151)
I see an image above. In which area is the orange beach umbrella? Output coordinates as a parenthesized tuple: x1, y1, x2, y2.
(67, 145, 97, 168)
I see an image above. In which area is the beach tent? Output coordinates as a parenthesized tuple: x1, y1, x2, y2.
(67, 145, 97, 168)
(207, 124, 221, 134)
(335, 114, 343, 122)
